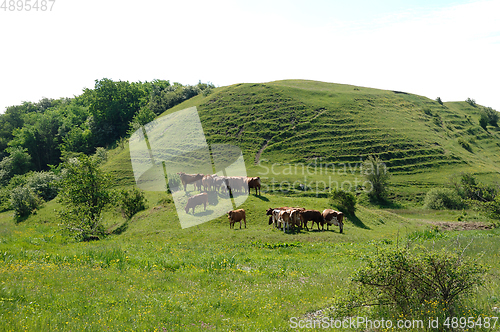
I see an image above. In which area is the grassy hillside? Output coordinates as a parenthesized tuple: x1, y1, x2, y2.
(2, 80, 499, 331)
(105, 79, 500, 204)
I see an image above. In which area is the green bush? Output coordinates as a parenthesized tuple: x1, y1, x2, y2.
(479, 112, 489, 130)
(351, 247, 487, 316)
(330, 188, 356, 215)
(466, 97, 477, 107)
(484, 107, 498, 127)
(424, 188, 464, 210)
(27, 171, 60, 201)
(10, 186, 43, 218)
(118, 188, 148, 220)
(363, 155, 390, 200)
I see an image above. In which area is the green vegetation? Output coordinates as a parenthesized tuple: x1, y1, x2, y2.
(424, 188, 464, 210)
(117, 188, 148, 220)
(330, 188, 357, 215)
(335, 245, 488, 323)
(363, 155, 390, 200)
(1, 79, 500, 330)
(57, 155, 113, 241)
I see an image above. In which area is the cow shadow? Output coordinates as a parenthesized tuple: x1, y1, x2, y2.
(347, 214, 370, 229)
(254, 195, 269, 202)
(192, 210, 214, 217)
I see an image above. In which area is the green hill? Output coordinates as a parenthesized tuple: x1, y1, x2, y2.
(106, 79, 500, 203)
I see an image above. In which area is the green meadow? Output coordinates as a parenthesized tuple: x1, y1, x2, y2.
(1, 80, 500, 331)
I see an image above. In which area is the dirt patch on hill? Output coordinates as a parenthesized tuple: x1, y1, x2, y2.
(426, 221, 494, 231)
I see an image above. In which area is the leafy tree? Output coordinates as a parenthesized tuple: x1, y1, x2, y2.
(435, 97, 443, 105)
(363, 155, 390, 200)
(0, 147, 33, 185)
(127, 106, 157, 136)
(57, 155, 113, 241)
(81, 79, 148, 146)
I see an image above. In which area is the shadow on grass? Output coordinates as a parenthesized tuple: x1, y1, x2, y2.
(347, 214, 370, 229)
(14, 215, 30, 224)
(368, 197, 404, 209)
(110, 220, 129, 235)
(254, 195, 269, 202)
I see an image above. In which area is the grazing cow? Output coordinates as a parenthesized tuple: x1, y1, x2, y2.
(228, 176, 246, 194)
(202, 174, 214, 191)
(184, 193, 208, 214)
(322, 209, 344, 233)
(177, 172, 204, 191)
(299, 209, 324, 231)
(212, 175, 227, 192)
(228, 209, 246, 229)
(267, 207, 292, 228)
(247, 177, 261, 195)
(279, 210, 293, 232)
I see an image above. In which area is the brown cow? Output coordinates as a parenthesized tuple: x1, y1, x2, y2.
(184, 193, 208, 214)
(202, 174, 214, 191)
(247, 177, 261, 195)
(322, 209, 344, 233)
(177, 172, 204, 191)
(299, 209, 324, 231)
(228, 209, 246, 229)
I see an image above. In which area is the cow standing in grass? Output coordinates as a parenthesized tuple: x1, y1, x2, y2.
(184, 193, 208, 214)
(247, 177, 261, 195)
(322, 209, 344, 233)
(299, 209, 324, 231)
(177, 172, 204, 191)
(228, 209, 246, 229)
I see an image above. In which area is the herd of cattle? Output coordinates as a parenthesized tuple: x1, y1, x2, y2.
(226, 207, 344, 233)
(177, 172, 343, 234)
(177, 172, 261, 195)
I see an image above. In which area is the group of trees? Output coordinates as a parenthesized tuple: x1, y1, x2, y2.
(0, 78, 213, 237)
(0, 79, 214, 185)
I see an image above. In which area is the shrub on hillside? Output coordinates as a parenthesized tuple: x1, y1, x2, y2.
(457, 137, 472, 152)
(27, 171, 60, 201)
(363, 155, 390, 200)
(479, 112, 489, 130)
(10, 186, 43, 218)
(118, 188, 148, 220)
(466, 97, 477, 107)
(330, 188, 356, 215)
(484, 107, 498, 127)
(435, 97, 443, 105)
(349, 247, 487, 317)
(424, 188, 464, 210)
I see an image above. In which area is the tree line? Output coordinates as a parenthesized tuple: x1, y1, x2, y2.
(0, 78, 214, 185)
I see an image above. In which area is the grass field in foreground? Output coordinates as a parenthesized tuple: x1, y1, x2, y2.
(0, 191, 499, 331)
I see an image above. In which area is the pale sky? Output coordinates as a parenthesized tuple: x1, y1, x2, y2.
(1, 0, 499, 113)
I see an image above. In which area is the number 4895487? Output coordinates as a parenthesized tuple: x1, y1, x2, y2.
(1, 0, 56, 11)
